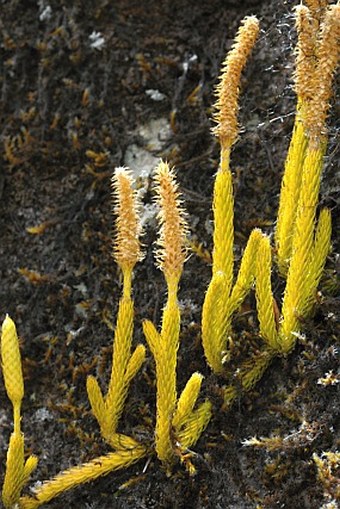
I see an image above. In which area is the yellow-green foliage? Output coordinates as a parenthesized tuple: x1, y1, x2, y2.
(202, 17, 260, 375)
(268, 4, 338, 356)
(19, 445, 146, 509)
(1, 315, 24, 427)
(0, 2, 339, 507)
(201, 3, 339, 407)
(86, 169, 146, 447)
(143, 161, 211, 468)
(1, 317, 38, 509)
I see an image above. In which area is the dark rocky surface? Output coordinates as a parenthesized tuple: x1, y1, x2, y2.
(0, 1, 339, 508)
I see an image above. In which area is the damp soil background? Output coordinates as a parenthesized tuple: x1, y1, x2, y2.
(0, 1, 339, 508)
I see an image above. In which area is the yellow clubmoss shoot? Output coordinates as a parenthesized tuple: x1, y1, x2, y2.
(19, 445, 147, 509)
(144, 161, 210, 468)
(275, 5, 316, 272)
(279, 145, 326, 352)
(1, 315, 24, 431)
(1, 316, 38, 509)
(277, 2, 339, 352)
(0, 5, 338, 509)
(210, 16, 258, 280)
(86, 166, 145, 443)
(201, 16, 259, 375)
(275, 117, 308, 273)
(276, 4, 339, 271)
(145, 161, 188, 465)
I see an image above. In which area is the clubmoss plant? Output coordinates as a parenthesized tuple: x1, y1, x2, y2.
(143, 161, 211, 470)
(0, 2, 339, 507)
(1, 316, 38, 509)
(201, 3, 339, 407)
(13, 168, 148, 509)
(86, 167, 146, 448)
